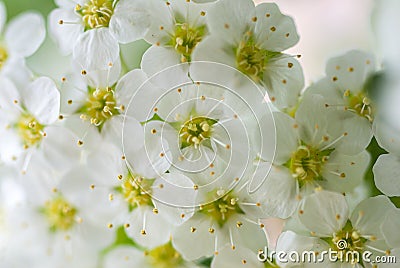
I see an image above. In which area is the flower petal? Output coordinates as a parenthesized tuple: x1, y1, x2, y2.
(211, 245, 264, 268)
(0, 1, 6, 34)
(73, 28, 119, 71)
(298, 191, 349, 236)
(254, 3, 299, 51)
(351, 195, 395, 240)
(373, 154, 400, 197)
(109, 0, 150, 44)
(5, 12, 46, 57)
(23, 77, 60, 125)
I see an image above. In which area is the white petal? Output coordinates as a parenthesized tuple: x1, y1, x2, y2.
(5, 12, 46, 57)
(0, 77, 21, 121)
(109, 0, 150, 44)
(192, 36, 237, 68)
(382, 209, 400, 248)
(211, 246, 264, 268)
(261, 218, 285, 250)
(152, 173, 196, 209)
(126, 207, 172, 249)
(207, 0, 255, 44)
(23, 77, 60, 125)
(373, 154, 400, 196)
(0, 1, 6, 34)
(256, 165, 299, 219)
(295, 94, 328, 145)
(84, 58, 121, 88)
(254, 3, 299, 51)
(141, 45, 184, 77)
(122, 116, 145, 156)
(298, 191, 349, 236)
(330, 111, 372, 155)
(271, 112, 299, 164)
(351, 195, 395, 240)
(121, 68, 167, 122)
(172, 214, 214, 260)
(321, 150, 370, 193)
(325, 50, 376, 94)
(48, 8, 83, 55)
(374, 116, 400, 154)
(103, 246, 144, 268)
(263, 55, 304, 109)
(73, 28, 119, 71)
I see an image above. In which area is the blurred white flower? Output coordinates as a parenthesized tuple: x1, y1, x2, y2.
(0, 2, 45, 88)
(49, 0, 150, 70)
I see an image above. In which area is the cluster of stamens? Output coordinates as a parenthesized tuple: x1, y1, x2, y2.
(121, 175, 154, 209)
(16, 113, 45, 149)
(200, 189, 243, 227)
(172, 23, 205, 62)
(289, 144, 332, 186)
(0, 45, 8, 69)
(236, 32, 279, 83)
(330, 221, 368, 263)
(79, 87, 120, 129)
(76, 0, 114, 30)
(344, 90, 374, 122)
(42, 196, 78, 232)
(179, 116, 216, 149)
(145, 242, 183, 268)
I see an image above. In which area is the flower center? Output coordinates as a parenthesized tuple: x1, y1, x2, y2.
(178, 116, 217, 149)
(325, 221, 367, 263)
(200, 189, 244, 227)
(41, 196, 78, 232)
(145, 242, 183, 268)
(77, 0, 115, 30)
(0, 45, 8, 70)
(236, 32, 280, 83)
(78, 86, 120, 130)
(344, 90, 374, 122)
(172, 23, 206, 62)
(15, 113, 45, 149)
(287, 144, 334, 187)
(121, 175, 154, 210)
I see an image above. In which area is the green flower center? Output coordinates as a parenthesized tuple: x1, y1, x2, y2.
(77, 0, 115, 30)
(344, 90, 374, 122)
(287, 144, 334, 187)
(42, 196, 78, 232)
(78, 86, 120, 130)
(172, 23, 206, 63)
(200, 190, 244, 227)
(0, 45, 8, 70)
(145, 242, 183, 268)
(236, 32, 280, 83)
(121, 175, 154, 210)
(178, 116, 217, 149)
(16, 113, 45, 149)
(323, 221, 368, 263)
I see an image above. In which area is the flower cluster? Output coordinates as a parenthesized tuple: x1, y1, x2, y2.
(0, 0, 399, 268)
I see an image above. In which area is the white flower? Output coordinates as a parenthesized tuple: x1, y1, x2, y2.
(304, 50, 377, 154)
(60, 65, 164, 147)
(298, 191, 395, 267)
(0, 77, 80, 174)
(49, 0, 150, 71)
(0, 3, 45, 88)
(254, 94, 370, 219)
(7, 165, 115, 267)
(171, 160, 267, 261)
(192, 0, 304, 109)
(141, 0, 212, 76)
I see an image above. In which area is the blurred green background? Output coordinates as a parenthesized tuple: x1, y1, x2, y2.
(3, 0, 55, 19)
